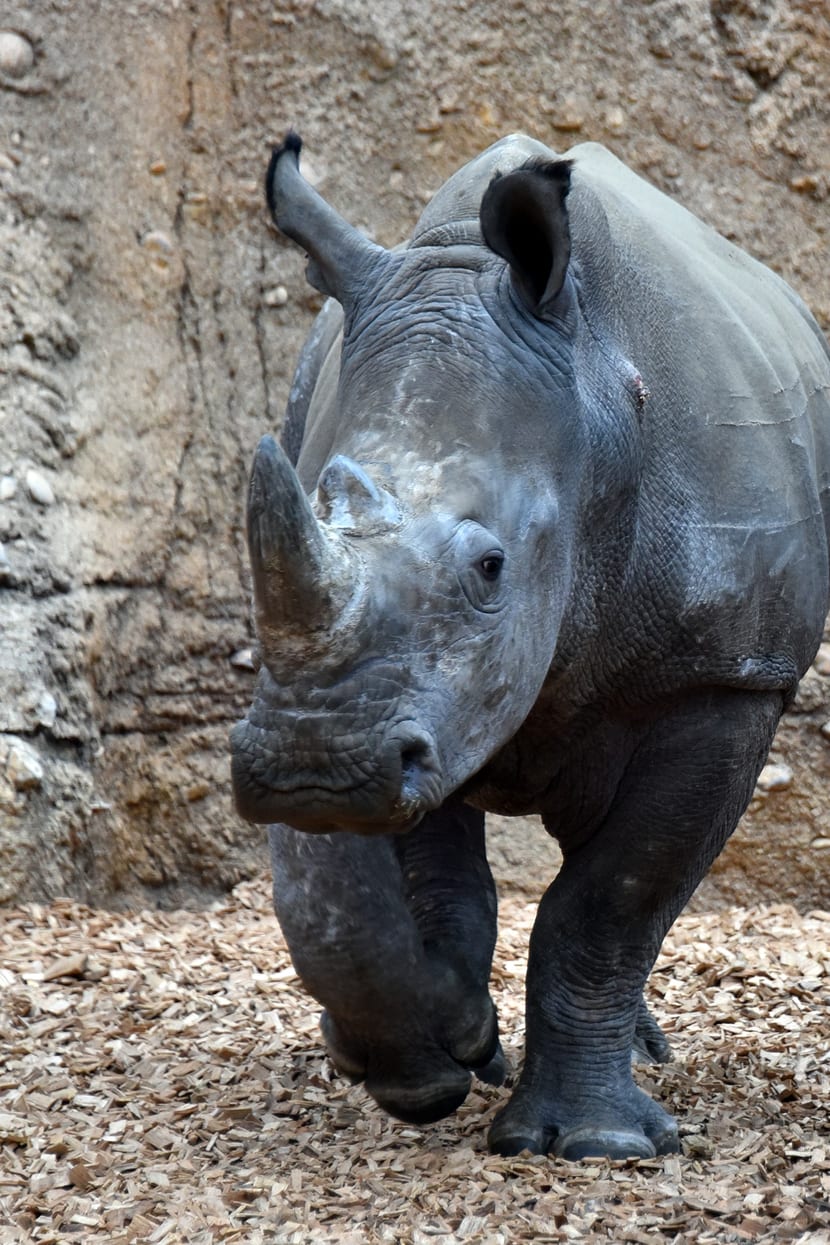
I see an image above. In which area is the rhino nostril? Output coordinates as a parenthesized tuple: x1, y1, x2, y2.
(390, 730, 442, 819)
(399, 737, 433, 778)
(397, 731, 438, 792)
(401, 743, 426, 769)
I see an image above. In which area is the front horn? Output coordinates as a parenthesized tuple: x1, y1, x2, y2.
(247, 435, 356, 644)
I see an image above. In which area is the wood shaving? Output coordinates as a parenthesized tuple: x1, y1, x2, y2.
(0, 879, 828, 1244)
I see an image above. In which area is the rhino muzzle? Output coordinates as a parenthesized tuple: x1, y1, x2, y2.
(230, 715, 442, 833)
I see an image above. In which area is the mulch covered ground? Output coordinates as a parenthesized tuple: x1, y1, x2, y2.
(0, 877, 828, 1245)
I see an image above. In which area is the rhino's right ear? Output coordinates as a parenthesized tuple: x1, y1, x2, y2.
(265, 132, 391, 308)
(480, 159, 572, 318)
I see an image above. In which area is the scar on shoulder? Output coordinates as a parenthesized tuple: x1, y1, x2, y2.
(622, 359, 650, 409)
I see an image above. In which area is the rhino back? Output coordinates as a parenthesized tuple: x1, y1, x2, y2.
(562, 142, 830, 683)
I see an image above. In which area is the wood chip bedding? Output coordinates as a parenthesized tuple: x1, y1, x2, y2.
(0, 878, 828, 1244)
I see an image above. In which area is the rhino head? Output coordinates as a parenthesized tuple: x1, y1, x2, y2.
(231, 133, 599, 834)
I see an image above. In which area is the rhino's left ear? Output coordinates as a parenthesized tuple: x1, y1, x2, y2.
(266, 132, 392, 308)
(480, 159, 572, 318)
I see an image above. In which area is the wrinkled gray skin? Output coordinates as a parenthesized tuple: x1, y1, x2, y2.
(231, 133, 830, 1160)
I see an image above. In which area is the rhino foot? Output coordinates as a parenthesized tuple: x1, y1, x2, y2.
(320, 1009, 367, 1082)
(368, 1063, 474, 1126)
(320, 996, 505, 1125)
(487, 1081, 679, 1160)
(471, 1043, 508, 1086)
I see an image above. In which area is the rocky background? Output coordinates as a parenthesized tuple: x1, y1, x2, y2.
(0, 0, 828, 910)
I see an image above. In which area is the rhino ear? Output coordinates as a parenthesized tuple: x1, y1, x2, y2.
(265, 132, 391, 307)
(480, 159, 572, 318)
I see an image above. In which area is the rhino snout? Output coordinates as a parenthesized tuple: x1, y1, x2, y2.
(230, 715, 443, 834)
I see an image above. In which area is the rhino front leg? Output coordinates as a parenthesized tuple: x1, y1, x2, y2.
(392, 798, 505, 1085)
(268, 800, 501, 1124)
(489, 688, 782, 1160)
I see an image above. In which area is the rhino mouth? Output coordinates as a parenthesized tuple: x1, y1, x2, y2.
(230, 718, 444, 834)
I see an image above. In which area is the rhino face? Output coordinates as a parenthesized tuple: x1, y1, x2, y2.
(232, 445, 566, 833)
(231, 134, 588, 834)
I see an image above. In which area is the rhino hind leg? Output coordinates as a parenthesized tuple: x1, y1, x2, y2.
(632, 996, 672, 1065)
(268, 802, 502, 1126)
(489, 688, 782, 1160)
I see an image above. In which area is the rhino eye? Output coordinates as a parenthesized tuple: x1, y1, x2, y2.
(456, 522, 506, 613)
(479, 552, 504, 581)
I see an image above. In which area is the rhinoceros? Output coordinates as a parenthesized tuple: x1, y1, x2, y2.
(231, 132, 830, 1160)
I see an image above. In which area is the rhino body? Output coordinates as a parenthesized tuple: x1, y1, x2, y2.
(231, 134, 830, 1160)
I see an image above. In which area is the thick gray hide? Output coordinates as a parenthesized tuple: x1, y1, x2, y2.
(232, 135, 830, 1161)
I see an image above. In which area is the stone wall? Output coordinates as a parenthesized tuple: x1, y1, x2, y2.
(1, 0, 828, 908)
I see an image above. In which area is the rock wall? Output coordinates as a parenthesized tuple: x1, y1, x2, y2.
(0, 0, 828, 908)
